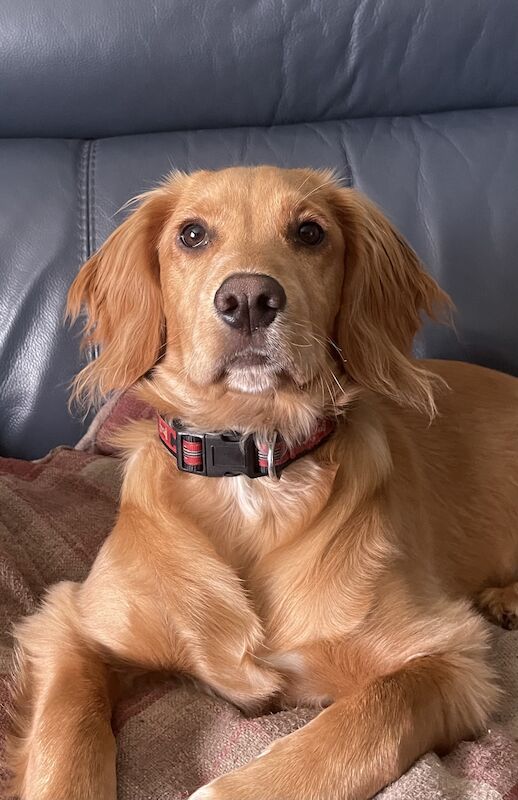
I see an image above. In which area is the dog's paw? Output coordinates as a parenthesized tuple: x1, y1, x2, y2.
(188, 747, 278, 800)
(189, 786, 216, 799)
(188, 778, 255, 800)
(189, 779, 234, 800)
(478, 583, 518, 630)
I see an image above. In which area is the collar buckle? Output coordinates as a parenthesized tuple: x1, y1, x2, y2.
(170, 420, 262, 478)
(158, 414, 335, 480)
(201, 432, 262, 478)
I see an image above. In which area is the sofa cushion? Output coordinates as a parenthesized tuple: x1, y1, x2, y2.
(2, 105, 518, 459)
(1, 0, 517, 139)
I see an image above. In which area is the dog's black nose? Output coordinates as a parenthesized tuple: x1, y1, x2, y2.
(214, 273, 286, 332)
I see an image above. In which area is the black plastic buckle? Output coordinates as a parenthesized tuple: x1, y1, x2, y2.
(203, 432, 261, 478)
(175, 426, 262, 478)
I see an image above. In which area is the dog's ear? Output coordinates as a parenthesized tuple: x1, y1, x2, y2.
(329, 189, 452, 417)
(67, 186, 174, 407)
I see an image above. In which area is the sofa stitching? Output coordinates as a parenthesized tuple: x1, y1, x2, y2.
(338, 127, 354, 188)
(86, 139, 100, 362)
(77, 140, 91, 266)
(74, 140, 93, 367)
(88, 139, 98, 255)
(270, 0, 289, 126)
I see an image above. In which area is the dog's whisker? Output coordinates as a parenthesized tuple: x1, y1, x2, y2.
(295, 173, 314, 193)
(290, 323, 349, 371)
(299, 179, 339, 204)
(329, 370, 346, 393)
(325, 337, 347, 362)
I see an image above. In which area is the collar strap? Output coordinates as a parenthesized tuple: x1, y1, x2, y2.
(158, 414, 335, 479)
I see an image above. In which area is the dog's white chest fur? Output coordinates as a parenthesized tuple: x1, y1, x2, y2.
(214, 456, 335, 569)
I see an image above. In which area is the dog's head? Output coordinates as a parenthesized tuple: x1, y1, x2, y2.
(68, 167, 450, 434)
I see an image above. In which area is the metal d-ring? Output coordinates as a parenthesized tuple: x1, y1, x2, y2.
(267, 430, 280, 481)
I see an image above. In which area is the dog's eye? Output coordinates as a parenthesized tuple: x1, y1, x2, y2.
(297, 221, 325, 246)
(180, 223, 208, 249)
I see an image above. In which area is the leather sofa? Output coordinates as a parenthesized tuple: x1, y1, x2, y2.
(1, 0, 517, 460)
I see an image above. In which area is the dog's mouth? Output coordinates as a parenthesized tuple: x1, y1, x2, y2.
(217, 347, 290, 394)
(226, 350, 270, 369)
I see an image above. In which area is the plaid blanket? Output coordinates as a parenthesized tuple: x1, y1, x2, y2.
(0, 447, 517, 799)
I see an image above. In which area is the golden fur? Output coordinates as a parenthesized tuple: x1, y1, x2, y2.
(7, 166, 518, 800)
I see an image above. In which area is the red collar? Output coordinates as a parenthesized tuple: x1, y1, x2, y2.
(158, 415, 335, 480)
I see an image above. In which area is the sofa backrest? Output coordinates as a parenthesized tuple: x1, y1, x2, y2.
(1, 0, 517, 459)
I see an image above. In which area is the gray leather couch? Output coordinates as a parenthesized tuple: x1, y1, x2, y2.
(1, 0, 517, 460)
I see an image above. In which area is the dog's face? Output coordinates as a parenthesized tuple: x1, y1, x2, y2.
(68, 166, 449, 424)
(156, 168, 345, 395)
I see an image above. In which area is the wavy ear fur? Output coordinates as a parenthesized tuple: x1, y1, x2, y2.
(330, 189, 452, 417)
(67, 186, 174, 408)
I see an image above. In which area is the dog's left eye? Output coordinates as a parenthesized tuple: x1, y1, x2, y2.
(297, 221, 325, 246)
(180, 223, 208, 249)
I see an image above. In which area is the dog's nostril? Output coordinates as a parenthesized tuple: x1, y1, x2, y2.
(214, 273, 286, 332)
(217, 293, 239, 314)
(260, 292, 281, 310)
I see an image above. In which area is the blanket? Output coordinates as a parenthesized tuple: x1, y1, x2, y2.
(0, 447, 517, 799)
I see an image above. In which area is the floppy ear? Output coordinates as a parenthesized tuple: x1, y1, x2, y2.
(67, 186, 173, 407)
(331, 189, 452, 417)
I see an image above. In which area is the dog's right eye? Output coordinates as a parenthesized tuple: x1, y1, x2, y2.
(297, 221, 325, 246)
(179, 223, 208, 249)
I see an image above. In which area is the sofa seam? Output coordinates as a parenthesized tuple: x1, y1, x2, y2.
(62, 103, 518, 142)
(87, 140, 100, 362)
(339, 130, 354, 188)
(77, 140, 92, 266)
(88, 139, 98, 255)
(76, 139, 100, 365)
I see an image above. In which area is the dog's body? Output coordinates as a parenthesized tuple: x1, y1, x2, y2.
(8, 167, 518, 800)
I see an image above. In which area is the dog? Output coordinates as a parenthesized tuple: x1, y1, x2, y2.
(7, 166, 518, 800)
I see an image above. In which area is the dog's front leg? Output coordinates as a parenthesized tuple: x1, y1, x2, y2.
(190, 645, 498, 800)
(8, 504, 280, 799)
(8, 580, 120, 800)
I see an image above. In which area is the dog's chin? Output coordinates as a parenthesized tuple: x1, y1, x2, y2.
(225, 365, 281, 394)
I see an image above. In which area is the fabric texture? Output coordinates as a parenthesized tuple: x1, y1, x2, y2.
(0, 446, 517, 799)
(74, 390, 154, 456)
